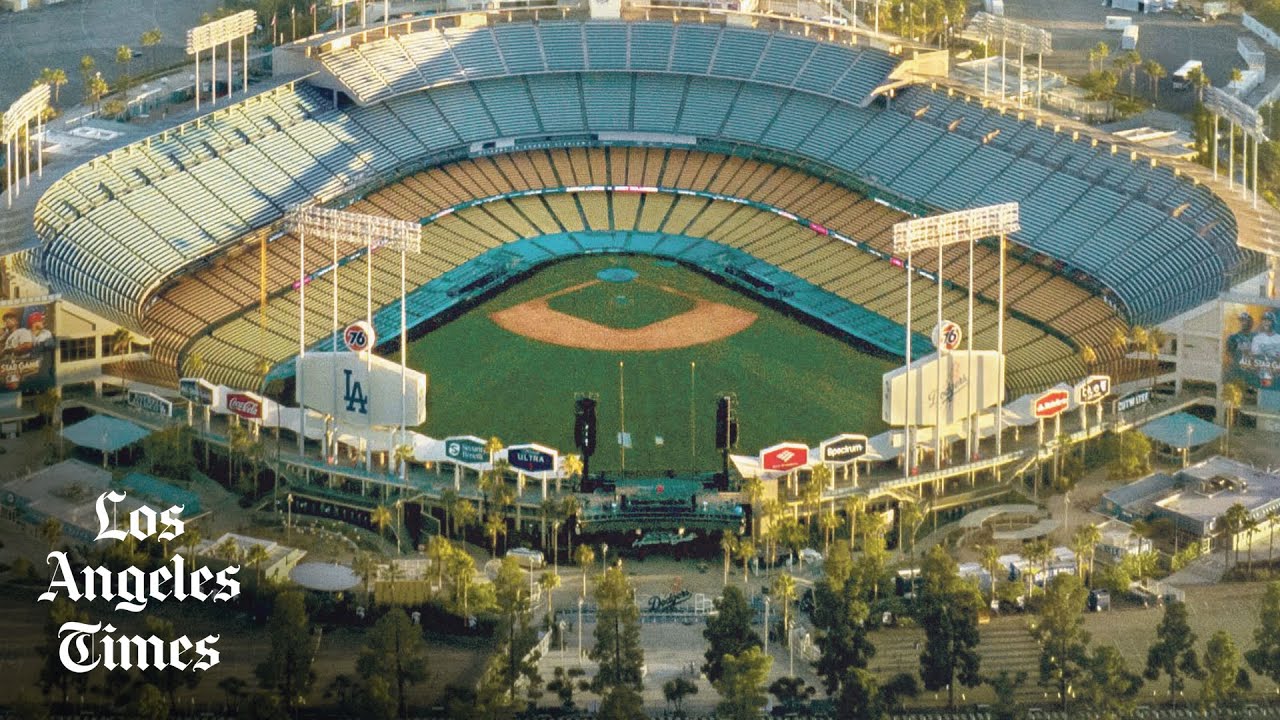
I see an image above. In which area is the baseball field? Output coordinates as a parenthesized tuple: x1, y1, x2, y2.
(405, 255, 893, 473)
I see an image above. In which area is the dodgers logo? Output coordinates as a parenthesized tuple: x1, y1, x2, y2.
(343, 369, 369, 415)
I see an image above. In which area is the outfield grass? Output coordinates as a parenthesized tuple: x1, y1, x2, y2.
(545, 278, 695, 329)
(403, 256, 892, 473)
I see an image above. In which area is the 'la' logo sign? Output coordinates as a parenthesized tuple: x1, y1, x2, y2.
(343, 369, 369, 415)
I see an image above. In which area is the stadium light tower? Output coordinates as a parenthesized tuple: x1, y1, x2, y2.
(185, 10, 256, 112)
(893, 203, 1020, 476)
(283, 206, 421, 461)
(965, 13, 1051, 108)
(1205, 86, 1266, 210)
(2, 84, 50, 209)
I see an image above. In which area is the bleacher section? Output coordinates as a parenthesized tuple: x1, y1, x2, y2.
(146, 148, 1118, 393)
(29, 20, 1247, 373)
(319, 22, 900, 109)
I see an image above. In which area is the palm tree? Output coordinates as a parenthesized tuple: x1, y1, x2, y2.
(819, 509, 839, 559)
(773, 572, 798, 650)
(1112, 50, 1141, 98)
(115, 45, 133, 98)
(1110, 325, 1130, 376)
(1146, 328, 1169, 389)
(427, 535, 452, 590)
(36, 68, 68, 105)
(1245, 515, 1260, 577)
(39, 517, 62, 550)
(1220, 503, 1250, 568)
(560, 453, 582, 493)
(484, 515, 506, 558)
(1268, 509, 1278, 573)
(1144, 59, 1166, 100)
(393, 444, 414, 483)
(844, 496, 865, 550)
(721, 533, 738, 587)
(738, 538, 756, 585)
(801, 475, 824, 534)
(440, 488, 460, 539)
(110, 327, 133, 357)
(216, 537, 242, 565)
(573, 544, 594, 598)
(1222, 382, 1244, 456)
(539, 570, 561, 628)
(559, 494, 580, 561)
(743, 475, 765, 537)
(1092, 41, 1110, 73)
(140, 28, 162, 73)
(371, 505, 394, 542)
(539, 497, 558, 554)
(980, 544, 1002, 603)
(246, 543, 271, 586)
(85, 72, 109, 113)
(1187, 66, 1209, 103)
(1073, 524, 1102, 585)
(1078, 344, 1097, 368)
(183, 528, 202, 562)
(1023, 538, 1051, 596)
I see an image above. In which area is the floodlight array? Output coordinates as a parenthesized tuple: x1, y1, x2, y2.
(2, 84, 50, 142)
(186, 10, 257, 54)
(1205, 86, 1266, 139)
(284, 205, 421, 253)
(892, 203, 1021, 253)
(966, 12, 1052, 54)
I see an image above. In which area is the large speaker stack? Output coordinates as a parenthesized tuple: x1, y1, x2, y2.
(714, 395, 738, 488)
(574, 396, 597, 491)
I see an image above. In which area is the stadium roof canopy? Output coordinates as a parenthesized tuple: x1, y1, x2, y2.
(1138, 412, 1224, 450)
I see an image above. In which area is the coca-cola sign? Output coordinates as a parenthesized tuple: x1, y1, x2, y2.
(225, 392, 262, 420)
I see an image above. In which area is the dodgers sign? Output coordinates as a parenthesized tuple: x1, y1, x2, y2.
(507, 444, 556, 473)
(445, 436, 487, 464)
(820, 434, 868, 465)
(298, 352, 427, 427)
(761, 442, 809, 472)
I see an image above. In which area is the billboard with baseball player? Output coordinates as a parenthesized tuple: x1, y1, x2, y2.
(1222, 302, 1280, 390)
(0, 303, 55, 391)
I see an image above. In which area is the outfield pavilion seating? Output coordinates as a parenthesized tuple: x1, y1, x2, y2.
(157, 148, 1104, 392)
(31, 20, 1246, 383)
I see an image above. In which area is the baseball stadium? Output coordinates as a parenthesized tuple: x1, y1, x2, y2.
(5, 2, 1278, 528)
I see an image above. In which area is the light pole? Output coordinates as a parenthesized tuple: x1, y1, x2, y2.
(601, 542, 608, 573)
(577, 596, 584, 663)
(763, 596, 770, 656)
(287, 493, 294, 539)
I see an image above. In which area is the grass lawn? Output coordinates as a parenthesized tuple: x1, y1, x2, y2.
(545, 278, 695, 329)
(402, 255, 893, 473)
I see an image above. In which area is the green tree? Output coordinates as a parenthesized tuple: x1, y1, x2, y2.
(812, 570, 877, 716)
(1144, 58, 1166, 100)
(1080, 644, 1143, 719)
(356, 607, 429, 718)
(1144, 600, 1202, 704)
(255, 590, 315, 713)
(713, 646, 772, 720)
(916, 545, 983, 708)
(546, 666, 588, 712)
(493, 557, 540, 701)
(986, 670, 1029, 720)
(539, 569, 560, 628)
(1202, 630, 1248, 710)
(1107, 430, 1152, 480)
(1247, 581, 1280, 686)
(246, 543, 271, 587)
(37, 597, 90, 706)
(78, 54, 95, 85)
(85, 72, 109, 113)
(1032, 573, 1091, 710)
(130, 684, 169, 720)
(768, 676, 815, 714)
(143, 424, 197, 482)
(590, 565, 644, 692)
(39, 516, 62, 551)
(142, 616, 202, 709)
(773, 572, 798, 654)
(703, 584, 762, 683)
(662, 676, 698, 716)
(720, 533, 737, 587)
(597, 685, 644, 720)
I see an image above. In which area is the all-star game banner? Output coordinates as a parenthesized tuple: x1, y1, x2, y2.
(0, 301, 55, 392)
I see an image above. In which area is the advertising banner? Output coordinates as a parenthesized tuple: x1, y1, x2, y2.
(820, 434, 868, 465)
(507, 444, 556, 473)
(445, 436, 488, 465)
(1222, 302, 1280, 389)
(1117, 388, 1151, 413)
(179, 378, 217, 406)
(0, 302, 55, 391)
(760, 442, 809, 472)
(1074, 375, 1112, 405)
(298, 352, 427, 427)
(128, 390, 173, 417)
(1033, 388, 1070, 419)
(225, 391, 264, 421)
